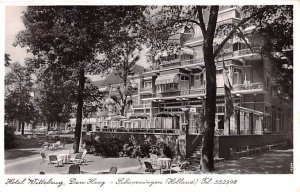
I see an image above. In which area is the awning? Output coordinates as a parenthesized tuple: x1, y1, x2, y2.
(179, 47, 194, 55)
(155, 73, 179, 85)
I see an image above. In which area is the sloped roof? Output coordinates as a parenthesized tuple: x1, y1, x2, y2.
(89, 64, 145, 87)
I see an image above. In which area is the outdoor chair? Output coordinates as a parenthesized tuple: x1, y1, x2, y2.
(170, 161, 189, 174)
(48, 155, 63, 167)
(57, 142, 65, 150)
(69, 152, 84, 164)
(49, 143, 59, 150)
(109, 167, 118, 174)
(40, 152, 47, 164)
(68, 164, 81, 174)
(41, 142, 50, 149)
(149, 153, 158, 166)
(144, 162, 158, 174)
(96, 167, 118, 174)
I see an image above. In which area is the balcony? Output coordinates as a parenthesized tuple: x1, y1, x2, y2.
(132, 104, 143, 109)
(132, 104, 151, 109)
(139, 88, 152, 95)
(181, 58, 204, 66)
(157, 90, 180, 98)
(232, 82, 264, 93)
(180, 87, 206, 95)
(223, 49, 256, 59)
(160, 58, 205, 68)
(156, 87, 206, 98)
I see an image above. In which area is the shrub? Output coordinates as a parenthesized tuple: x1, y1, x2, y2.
(4, 125, 19, 149)
(93, 137, 124, 157)
(124, 135, 153, 158)
(156, 142, 174, 159)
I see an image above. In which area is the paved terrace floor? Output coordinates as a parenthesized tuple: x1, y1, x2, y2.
(5, 144, 293, 174)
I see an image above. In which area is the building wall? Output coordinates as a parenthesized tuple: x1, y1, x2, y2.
(217, 134, 288, 159)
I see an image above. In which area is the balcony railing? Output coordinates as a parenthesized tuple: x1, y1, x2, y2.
(181, 87, 206, 95)
(160, 58, 205, 67)
(223, 49, 254, 58)
(156, 87, 205, 98)
(157, 90, 180, 98)
(132, 104, 144, 109)
(132, 104, 151, 109)
(140, 88, 152, 93)
(232, 82, 264, 92)
(181, 58, 204, 66)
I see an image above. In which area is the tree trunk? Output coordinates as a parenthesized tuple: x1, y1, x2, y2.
(200, 6, 219, 172)
(74, 68, 85, 153)
(201, 53, 216, 172)
(47, 123, 51, 131)
(120, 105, 125, 116)
(21, 121, 25, 135)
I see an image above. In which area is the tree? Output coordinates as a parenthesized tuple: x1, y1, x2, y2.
(144, 5, 292, 172)
(5, 62, 37, 135)
(15, 6, 147, 153)
(33, 62, 75, 130)
(105, 27, 145, 116)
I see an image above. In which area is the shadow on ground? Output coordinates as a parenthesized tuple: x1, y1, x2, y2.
(189, 149, 293, 174)
(5, 149, 40, 160)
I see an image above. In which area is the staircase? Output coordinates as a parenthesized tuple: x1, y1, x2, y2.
(188, 144, 202, 164)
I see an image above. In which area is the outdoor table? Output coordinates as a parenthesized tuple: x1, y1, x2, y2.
(57, 154, 71, 164)
(157, 157, 171, 174)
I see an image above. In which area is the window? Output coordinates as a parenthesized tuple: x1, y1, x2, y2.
(233, 42, 247, 51)
(233, 68, 242, 85)
(144, 81, 152, 89)
(216, 106, 224, 113)
(235, 10, 241, 18)
(157, 83, 178, 93)
(132, 95, 138, 105)
(180, 75, 190, 90)
(194, 73, 205, 88)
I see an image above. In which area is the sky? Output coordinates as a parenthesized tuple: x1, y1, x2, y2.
(4, 6, 150, 69)
(5, 6, 32, 65)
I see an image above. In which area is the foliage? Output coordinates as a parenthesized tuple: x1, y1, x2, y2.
(4, 125, 19, 149)
(241, 5, 293, 100)
(101, 8, 146, 116)
(5, 53, 11, 67)
(5, 62, 38, 134)
(15, 6, 147, 153)
(121, 135, 153, 158)
(32, 62, 75, 127)
(93, 137, 124, 157)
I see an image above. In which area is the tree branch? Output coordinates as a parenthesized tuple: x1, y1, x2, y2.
(213, 7, 266, 58)
(236, 27, 254, 53)
(177, 19, 201, 27)
(196, 6, 207, 36)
